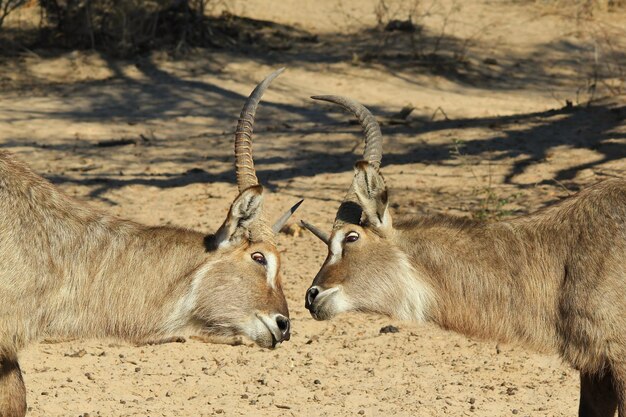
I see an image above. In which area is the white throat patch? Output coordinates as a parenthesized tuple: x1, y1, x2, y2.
(163, 260, 216, 334)
(392, 250, 433, 322)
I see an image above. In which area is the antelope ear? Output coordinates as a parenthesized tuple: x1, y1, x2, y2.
(215, 185, 264, 248)
(352, 161, 392, 230)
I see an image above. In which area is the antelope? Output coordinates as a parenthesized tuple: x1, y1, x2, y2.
(301, 95, 626, 417)
(0, 69, 300, 417)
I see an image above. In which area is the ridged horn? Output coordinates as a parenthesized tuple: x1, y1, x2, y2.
(235, 68, 285, 192)
(272, 199, 304, 234)
(311, 95, 383, 169)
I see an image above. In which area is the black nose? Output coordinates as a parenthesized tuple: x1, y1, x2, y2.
(305, 287, 319, 310)
(275, 315, 290, 342)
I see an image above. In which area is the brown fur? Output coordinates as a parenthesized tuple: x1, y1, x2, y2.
(306, 161, 626, 416)
(0, 359, 26, 417)
(0, 150, 290, 416)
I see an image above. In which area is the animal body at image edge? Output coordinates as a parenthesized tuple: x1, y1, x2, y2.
(0, 69, 300, 417)
(302, 95, 626, 417)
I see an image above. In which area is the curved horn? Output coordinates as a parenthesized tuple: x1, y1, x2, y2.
(235, 68, 285, 192)
(300, 220, 330, 244)
(272, 199, 304, 234)
(311, 95, 383, 169)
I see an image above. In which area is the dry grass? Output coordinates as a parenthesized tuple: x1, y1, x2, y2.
(0, 0, 27, 29)
(537, 0, 625, 99)
(522, 0, 625, 14)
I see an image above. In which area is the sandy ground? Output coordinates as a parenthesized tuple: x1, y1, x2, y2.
(1, 0, 626, 415)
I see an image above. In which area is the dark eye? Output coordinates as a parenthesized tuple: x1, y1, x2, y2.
(251, 252, 267, 266)
(345, 231, 360, 243)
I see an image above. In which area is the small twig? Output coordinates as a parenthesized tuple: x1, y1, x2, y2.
(19, 45, 41, 59)
(430, 106, 450, 121)
(549, 90, 566, 107)
(549, 178, 573, 196)
(85, 0, 96, 50)
(592, 169, 625, 179)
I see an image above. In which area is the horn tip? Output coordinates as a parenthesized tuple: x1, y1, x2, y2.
(299, 220, 331, 244)
(311, 95, 332, 101)
(267, 67, 286, 80)
(287, 199, 304, 215)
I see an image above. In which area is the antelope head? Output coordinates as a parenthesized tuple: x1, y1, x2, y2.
(301, 96, 431, 322)
(191, 69, 301, 348)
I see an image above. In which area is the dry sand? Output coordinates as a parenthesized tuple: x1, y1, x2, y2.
(1, 0, 625, 415)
